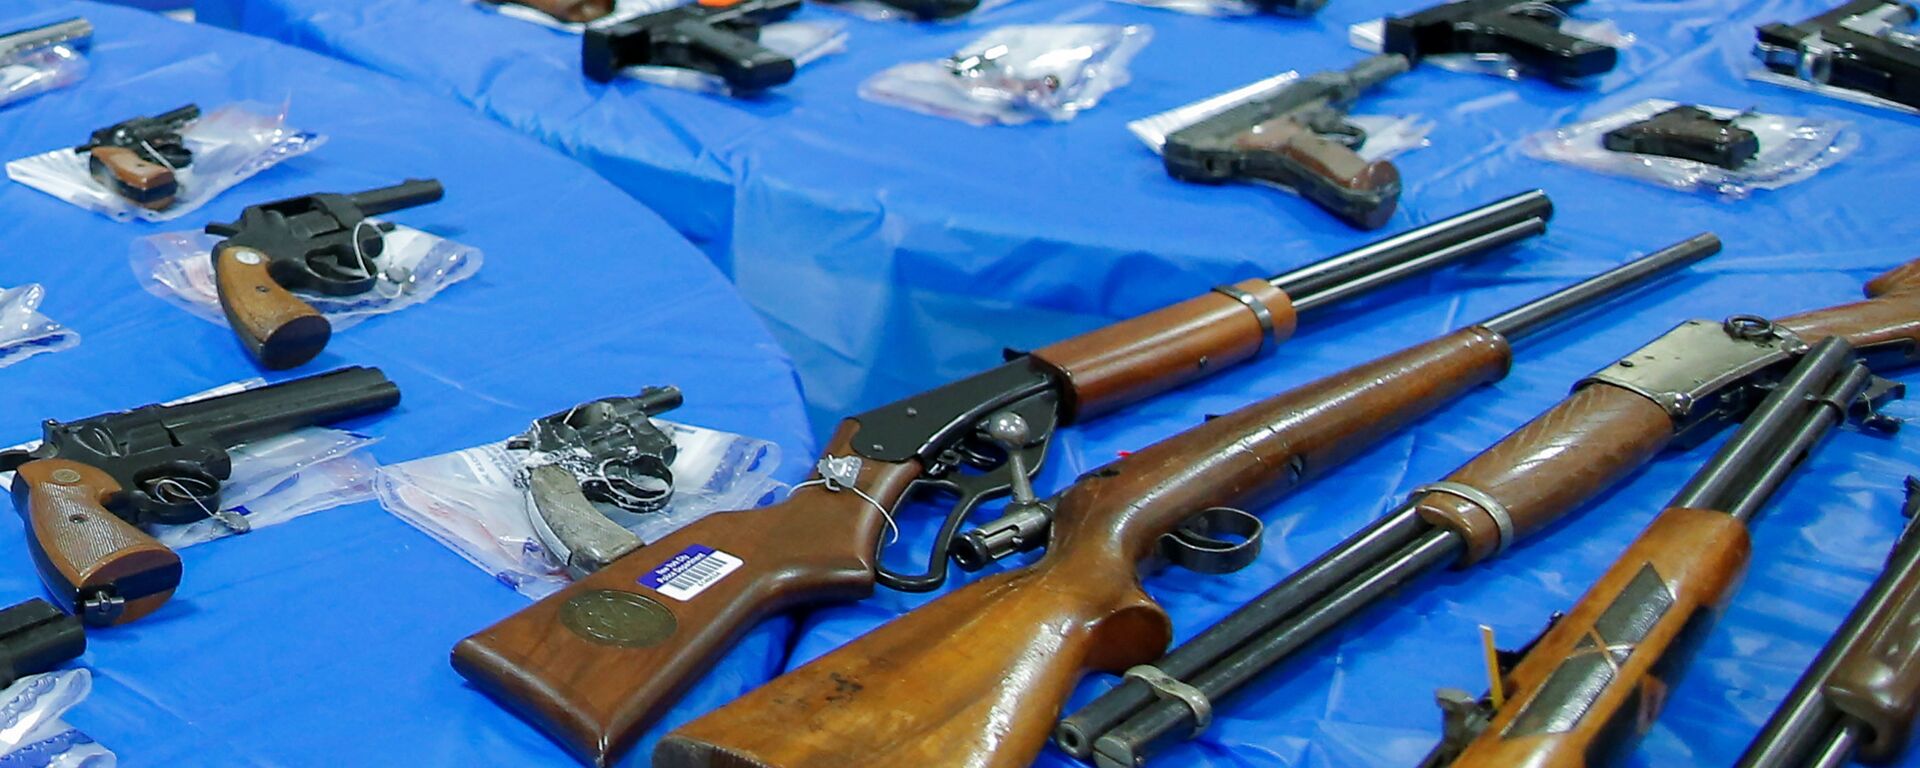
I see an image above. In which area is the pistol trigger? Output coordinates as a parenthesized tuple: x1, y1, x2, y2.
(1159, 507, 1263, 575)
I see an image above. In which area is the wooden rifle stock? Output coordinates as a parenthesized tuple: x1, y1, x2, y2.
(657, 328, 1515, 768)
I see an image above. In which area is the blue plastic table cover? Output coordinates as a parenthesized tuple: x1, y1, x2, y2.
(75, 2, 1920, 768)
(0, 2, 815, 765)
(194, 0, 1917, 433)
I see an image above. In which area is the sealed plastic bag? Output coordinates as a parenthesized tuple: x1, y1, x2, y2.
(1522, 99, 1857, 198)
(374, 414, 782, 598)
(130, 225, 482, 332)
(5, 102, 323, 222)
(861, 24, 1152, 125)
(0, 670, 113, 768)
(0, 45, 87, 111)
(0, 380, 382, 549)
(1349, 16, 1634, 81)
(0, 284, 78, 369)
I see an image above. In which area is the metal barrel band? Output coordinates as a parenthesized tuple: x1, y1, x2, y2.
(1414, 481, 1514, 554)
(1123, 664, 1214, 737)
(1212, 285, 1278, 353)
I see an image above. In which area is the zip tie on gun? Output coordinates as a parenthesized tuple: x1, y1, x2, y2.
(792, 455, 899, 545)
(1124, 664, 1214, 737)
(151, 476, 250, 533)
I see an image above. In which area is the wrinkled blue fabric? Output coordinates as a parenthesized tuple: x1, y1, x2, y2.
(0, 3, 813, 766)
(150, 0, 1920, 766)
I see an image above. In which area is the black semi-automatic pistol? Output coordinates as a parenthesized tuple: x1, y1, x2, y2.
(1603, 105, 1761, 169)
(1383, 0, 1621, 81)
(1757, 0, 1920, 110)
(583, 0, 801, 92)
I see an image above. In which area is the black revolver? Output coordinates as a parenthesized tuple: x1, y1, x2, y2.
(73, 104, 199, 210)
(507, 387, 682, 579)
(583, 0, 801, 92)
(1757, 0, 1920, 110)
(204, 179, 445, 370)
(1384, 0, 1621, 81)
(0, 368, 401, 626)
(1603, 105, 1760, 169)
(1162, 54, 1411, 230)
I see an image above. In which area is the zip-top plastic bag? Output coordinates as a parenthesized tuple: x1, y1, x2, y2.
(374, 412, 783, 598)
(862, 24, 1152, 125)
(0, 670, 113, 768)
(0, 45, 87, 111)
(5, 101, 323, 222)
(130, 225, 482, 334)
(1522, 99, 1858, 198)
(0, 379, 382, 549)
(0, 284, 78, 369)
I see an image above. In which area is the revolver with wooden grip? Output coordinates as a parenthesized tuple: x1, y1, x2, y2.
(0, 368, 400, 626)
(1052, 260, 1920, 766)
(448, 192, 1556, 766)
(483, 0, 615, 22)
(73, 104, 198, 211)
(204, 179, 444, 370)
(653, 237, 1714, 768)
(1423, 334, 1903, 768)
(1161, 54, 1412, 230)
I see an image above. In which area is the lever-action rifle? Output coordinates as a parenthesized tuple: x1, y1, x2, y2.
(1738, 476, 1920, 768)
(450, 192, 1554, 766)
(656, 237, 1716, 768)
(1152, 54, 1413, 231)
(1756, 0, 1920, 110)
(1383, 0, 1621, 81)
(204, 179, 445, 370)
(1054, 259, 1920, 767)
(485, 0, 615, 23)
(0, 17, 92, 63)
(73, 105, 199, 211)
(582, 0, 801, 92)
(1423, 336, 1901, 767)
(0, 368, 401, 626)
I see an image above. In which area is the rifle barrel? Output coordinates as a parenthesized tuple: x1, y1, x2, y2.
(1289, 218, 1546, 314)
(1668, 338, 1856, 516)
(1268, 190, 1552, 299)
(1480, 233, 1718, 343)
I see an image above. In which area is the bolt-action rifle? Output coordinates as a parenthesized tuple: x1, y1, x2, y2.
(1054, 259, 1920, 767)
(449, 193, 1555, 766)
(654, 236, 1717, 768)
(1422, 335, 1902, 767)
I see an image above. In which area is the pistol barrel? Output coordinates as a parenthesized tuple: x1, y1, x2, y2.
(347, 179, 445, 216)
(154, 366, 402, 447)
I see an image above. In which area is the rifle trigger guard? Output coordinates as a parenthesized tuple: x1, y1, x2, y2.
(1211, 285, 1276, 354)
(1123, 665, 1213, 737)
(1414, 481, 1513, 554)
(1160, 507, 1263, 574)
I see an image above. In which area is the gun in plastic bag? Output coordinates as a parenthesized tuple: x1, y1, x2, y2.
(450, 192, 1556, 767)
(1150, 54, 1411, 230)
(1602, 105, 1761, 169)
(73, 104, 198, 210)
(1384, 0, 1621, 81)
(204, 179, 445, 370)
(1756, 0, 1920, 110)
(0, 368, 401, 626)
(0, 17, 92, 63)
(510, 387, 684, 580)
(583, 0, 801, 92)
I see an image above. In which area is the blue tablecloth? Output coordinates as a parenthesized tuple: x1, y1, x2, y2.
(0, 2, 814, 765)
(99, 0, 1920, 766)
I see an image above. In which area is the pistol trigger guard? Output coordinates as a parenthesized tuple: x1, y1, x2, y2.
(1160, 507, 1264, 575)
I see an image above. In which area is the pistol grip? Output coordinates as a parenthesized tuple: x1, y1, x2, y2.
(213, 245, 332, 370)
(677, 20, 796, 91)
(87, 146, 178, 210)
(14, 459, 181, 626)
(1239, 119, 1401, 229)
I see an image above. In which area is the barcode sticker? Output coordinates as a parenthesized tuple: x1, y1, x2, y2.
(637, 545, 743, 601)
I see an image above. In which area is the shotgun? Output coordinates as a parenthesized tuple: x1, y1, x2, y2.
(655, 235, 1718, 768)
(1057, 258, 1920, 766)
(1422, 335, 1902, 767)
(451, 193, 1554, 765)
(1737, 476, 1920, 768)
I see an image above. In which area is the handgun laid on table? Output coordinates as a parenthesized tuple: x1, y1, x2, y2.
(1739, 477, 1920, 768)
(582, 0, 801, 92)
(1423, 335, 1902, 768)
(485, 0, 616, 23)
(657, 237, 1717, 768)
(1056, 259, 1920, 767)
(509, 387, 684, 580)
(857, 0, 981, 21)
(0, 17, 92, 63)
(1602, 105, 1761, 169)
(204, 179, 445, 370)
(73, 105, 198, 210)
(1756, 0, 1920, 110)
(0, 368, 401, 626)
(1384, 0, 1621, 81)
(449, 191, 1557, 767)
(1155, 54, 1412, 230)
